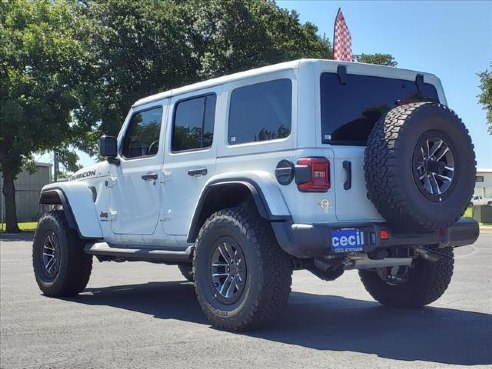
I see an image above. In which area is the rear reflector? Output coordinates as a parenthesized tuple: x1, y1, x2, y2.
(297, 157, 330, 192)
(379, 230, 390, 240)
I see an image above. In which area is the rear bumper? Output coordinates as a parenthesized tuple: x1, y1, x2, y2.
(272, 218, 480, 258)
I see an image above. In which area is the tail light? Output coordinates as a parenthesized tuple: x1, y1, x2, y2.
(296, 157, 330, 192)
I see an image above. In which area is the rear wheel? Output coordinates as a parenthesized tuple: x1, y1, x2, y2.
(33, 211, 93, 297)
(359, 247, 454, 307)
(194, 204, 292, 331)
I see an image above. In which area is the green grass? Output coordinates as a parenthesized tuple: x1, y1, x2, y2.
(463, 206, 492, 226)
(0, 222, 38, 232)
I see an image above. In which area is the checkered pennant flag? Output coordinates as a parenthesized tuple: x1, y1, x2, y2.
(333, 8, 352, 61)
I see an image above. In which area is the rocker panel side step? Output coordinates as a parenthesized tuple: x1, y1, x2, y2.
(84, 242, 193, 263)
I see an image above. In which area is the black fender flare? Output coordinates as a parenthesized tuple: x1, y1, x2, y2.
(187, 178, 290, 243)
(39, 188, 80, 237)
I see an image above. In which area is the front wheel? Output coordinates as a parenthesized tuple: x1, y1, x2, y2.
(33, 210, 93, 297)
(193, 205, 292, 331)
(359, 247, 454, 308)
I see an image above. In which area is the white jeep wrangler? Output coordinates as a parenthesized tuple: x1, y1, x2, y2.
(33, 59, 479, 331)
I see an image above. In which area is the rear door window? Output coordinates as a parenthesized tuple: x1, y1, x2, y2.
(172, 94, 216, 152)
(228, 79, 292, 145)
(320, 73, 439, 145)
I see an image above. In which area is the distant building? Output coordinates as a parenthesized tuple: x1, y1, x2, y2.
(475, 169, 492, 198)
(0, 163, 52, 223)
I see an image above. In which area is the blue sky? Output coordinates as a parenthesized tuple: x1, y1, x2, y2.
(37, 0, 492, 170)
(278, 0, 492, 168)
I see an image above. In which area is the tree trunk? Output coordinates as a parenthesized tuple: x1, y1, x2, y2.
(2, 168, 20, 233)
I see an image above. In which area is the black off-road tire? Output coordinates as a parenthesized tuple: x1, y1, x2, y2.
(365, 102, 476, 232)
(359, 247, 454, 308)
(33, 210, 93, 297)
(178, 264, 194, 282)
(193, 205, 292, 331)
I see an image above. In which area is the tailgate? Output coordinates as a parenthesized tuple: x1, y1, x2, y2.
(332, 146, 384, 222)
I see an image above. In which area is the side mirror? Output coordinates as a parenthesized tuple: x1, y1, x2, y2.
(99, 135, 120, 165)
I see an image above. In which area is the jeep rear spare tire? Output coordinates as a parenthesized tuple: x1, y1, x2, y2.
(365, 102, 475, 232)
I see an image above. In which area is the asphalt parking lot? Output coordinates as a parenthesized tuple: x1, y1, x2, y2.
(1, 232, 491, 369)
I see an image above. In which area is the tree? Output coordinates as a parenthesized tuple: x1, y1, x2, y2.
(478, 62, 492, 134)
(72, 0, 201, 152)
(184, 0, 332, 79)
(74, 0, 332, 152)
(355, 53, 398, 67)
(0, 0, 86, 232)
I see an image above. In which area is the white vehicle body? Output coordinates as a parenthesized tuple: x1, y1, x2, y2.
(36, 58, 480, 331)
(40, 59, 475, 260)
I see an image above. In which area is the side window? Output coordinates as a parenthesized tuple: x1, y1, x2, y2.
(172, 94, 216, 152)
(228, 79, 292, 145)
(122, 106, 163, 159)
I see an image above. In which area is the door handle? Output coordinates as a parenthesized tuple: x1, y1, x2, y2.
(343, 161, 352, 190)
(141, 173, 158, 181)
(188, 168, 208, 177)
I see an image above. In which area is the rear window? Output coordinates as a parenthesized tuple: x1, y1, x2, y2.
(320, 73, 439, 145)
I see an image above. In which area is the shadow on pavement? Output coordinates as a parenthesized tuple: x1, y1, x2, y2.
(72, 281, 492, 366)
(80, 281, 207, 325)
(0, 232, 34, 242)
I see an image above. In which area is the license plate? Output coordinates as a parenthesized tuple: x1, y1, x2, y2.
(331, 228, 365, 253)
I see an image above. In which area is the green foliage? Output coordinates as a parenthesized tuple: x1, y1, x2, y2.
(173, 126, 203, 152)
(73, 0, 197, 152)
(21, 156, 39, 175)
(74, 0, 332, 152)
(56, 148, 82, 173)
(355, 53, 398, 67)
(0, 0, 87, 231)
(0, 0, 85, 177)
(256, 125, 290, 142)
(184, 0, 331, 78)
(478, 62, 492, 134)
